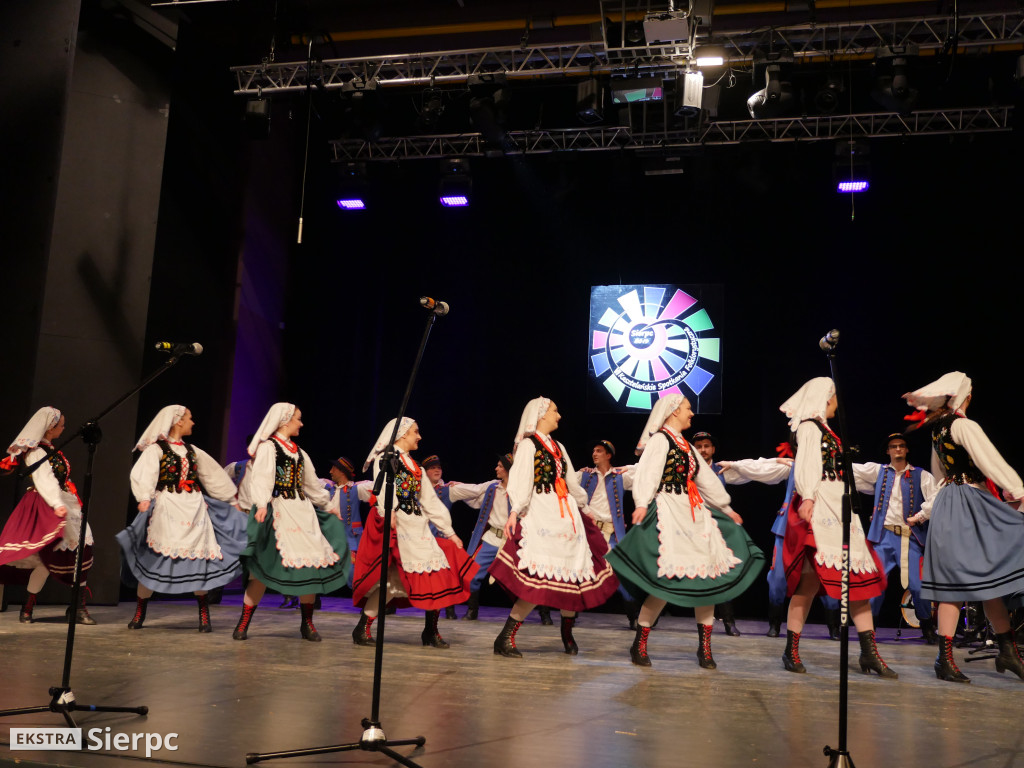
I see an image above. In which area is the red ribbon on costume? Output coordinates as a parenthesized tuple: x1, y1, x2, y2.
(775, 442, 794, 459)
(64, 479, 83, 506)
(985, 478, 1003, 501)
(686, 479, 704, 522)
(903, 410, 927, 424)
(179, 479, 199, 492)
(553, 477, 576, 533)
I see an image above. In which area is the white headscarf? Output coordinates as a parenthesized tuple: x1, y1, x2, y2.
(635, 393, 684, 454)
(135, 405, 186, 451)
(780, 377, 835, 432)
(513, 397, 551, 447)
(904, 371, 972, 413)
(8, 407, 62, 457)
(363, 417, 416, 472)
(248, 403, 296, 457)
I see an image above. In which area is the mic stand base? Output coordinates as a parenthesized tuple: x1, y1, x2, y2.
(245, 720, 426, 766)
(825, 746, 856, 768)
(0, 688, 148, 729)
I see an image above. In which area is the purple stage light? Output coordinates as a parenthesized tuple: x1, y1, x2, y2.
(836, 180, 869, 193)
(440, 195, 470, 207)
(336, 198, 366, 210)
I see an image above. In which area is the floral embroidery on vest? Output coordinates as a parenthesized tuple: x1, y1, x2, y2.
(932, 413, 985, 485)
(272, 439, 305, 500)
(155, 440, 200, 493)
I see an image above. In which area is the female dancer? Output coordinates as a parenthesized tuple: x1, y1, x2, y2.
(117, 405, 246, 632)
(0, 407, 95, 624)
(779, 377, 895, 677)
(232, 403, 351, 641)
(490, 397, 619, 657)
(351, 417, 477, 649)
(605, 395, 764, 668)
(904, 371, 1024, 683)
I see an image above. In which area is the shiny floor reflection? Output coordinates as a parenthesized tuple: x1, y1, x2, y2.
(1, 599, 1022, 768)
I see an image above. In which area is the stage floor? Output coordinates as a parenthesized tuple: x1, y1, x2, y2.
(1, 598, 1021, 768)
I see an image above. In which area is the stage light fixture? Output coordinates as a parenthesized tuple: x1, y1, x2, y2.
(417, 87, 445, 129)
(871, 45, 919, 115)
(642, 12, 689, 44)
(576, 79, 605, 124)
(439, 158, 472, 208)
(746, 54, 795, 118)
(243, 96, 271, 139)
(341, 79, 383, 142)
(469, 87, 515, 152)
(674, 70, 704, 118)
(833, 140, 871, 194)
(813, 75, 845, 115)
(335, 161, 369, 210)
(693, 43, 726, 68)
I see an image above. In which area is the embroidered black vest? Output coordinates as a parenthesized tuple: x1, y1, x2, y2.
(802, 419, 844, 481)
(529, 435, 566, 494)
(658, 428, 698, 494)
(45, 448, 73, 492)
(931, 413, 985, 485)
(155, 440, 200, 493)
(392, 456, 422, 516)
(272, 440, 306, 500)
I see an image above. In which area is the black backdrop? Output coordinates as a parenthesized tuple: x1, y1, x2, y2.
(51, 9, 1022, 618)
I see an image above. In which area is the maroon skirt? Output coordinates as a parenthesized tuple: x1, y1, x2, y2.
(351, 509, 478, 611)
(488, 514, 620, 611)
(782, 500, 885, 601)
(0, 491, 92, 586)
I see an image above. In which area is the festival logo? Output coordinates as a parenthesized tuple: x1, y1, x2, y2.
(589, 285, 722, 413)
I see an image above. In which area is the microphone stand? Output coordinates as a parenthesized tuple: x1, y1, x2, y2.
(0, 350, 194, 727)
(819, 330, 857, 768)
(246, 305, 444, 767)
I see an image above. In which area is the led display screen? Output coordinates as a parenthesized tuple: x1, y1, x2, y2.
(588, 284, 722, 414)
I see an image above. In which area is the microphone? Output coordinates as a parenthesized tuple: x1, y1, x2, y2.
(419, 297, 450, 316)
(154, 342, 204, 356)
(818, 329, 840, 351)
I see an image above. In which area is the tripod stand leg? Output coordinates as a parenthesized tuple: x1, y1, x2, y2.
(245, 743, 362, 764)
(379, 745, 427, 768)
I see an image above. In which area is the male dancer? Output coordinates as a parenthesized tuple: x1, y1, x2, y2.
(691, 432, 744, 636)
(461, 454, 514, 621)
(327, 457, 368, 588)
(853, 433, 938, 643)
(576, 439, 637, 627)
(719, 446, 841, 639)
(422, 455, 490, 618)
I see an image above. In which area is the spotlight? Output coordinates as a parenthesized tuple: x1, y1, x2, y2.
(625, 21, 646, 46)
(693, 43, 727, 68)
(813, 75, 845, 115)
(417, 87, 445, 129)
(746, 54, 795, 118)
(439, 158, 472, 208)
(243, 96, 271, 139)
(833, 140, 871, 194)
(576, 79, 605, 124)
(871, 45, 919, 115)
(674, 70, 703, 118)
(341, 79, 382, 142)
(335, 162, 368, 210)
(469, 87, 513, 151)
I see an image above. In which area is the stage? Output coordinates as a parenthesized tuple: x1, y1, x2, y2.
(1, 598, 1021, 768)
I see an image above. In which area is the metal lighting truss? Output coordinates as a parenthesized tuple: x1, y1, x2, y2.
(232, 9, 1024, 94)
(327, 106, 1013, 161)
